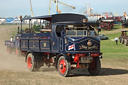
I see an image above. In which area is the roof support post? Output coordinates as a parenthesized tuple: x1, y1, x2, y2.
(29, 19, 31, 30)
(40, 19, 41, 26)
(31, 20, 32, 31)
(29, 19, 31, 29)
(21, 20, 23, 33)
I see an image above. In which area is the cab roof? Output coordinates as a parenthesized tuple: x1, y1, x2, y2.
(21, 13, 88, 23)
(121, 30, 128, 32)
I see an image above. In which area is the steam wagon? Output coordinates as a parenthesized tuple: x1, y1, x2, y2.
(100, 19, 114, 30)
(5, 13, 103, 77)
(119, 30, 128, 46)
(5, 28, 21, 56)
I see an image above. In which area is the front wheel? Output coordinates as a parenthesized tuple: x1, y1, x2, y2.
(124, 39, 128, 46)
(57, 56, 71, 77)
(88, 57, 101, 76)
(121, 38, 124, 44)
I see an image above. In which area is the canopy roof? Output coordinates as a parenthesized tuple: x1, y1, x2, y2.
(21, 15, 51, 21)
(21, 13, 88, 23)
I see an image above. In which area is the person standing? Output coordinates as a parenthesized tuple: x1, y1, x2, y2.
(115, 37, 118, 45)
(10, 37, 13, 41)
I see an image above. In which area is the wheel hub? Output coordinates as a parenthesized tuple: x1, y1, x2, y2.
(60, 64, 63, 69)
(59, 59, 66, 74)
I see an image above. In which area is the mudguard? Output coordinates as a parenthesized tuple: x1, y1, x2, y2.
(57, 53, 71, 61)
(55, 53, 71, 69)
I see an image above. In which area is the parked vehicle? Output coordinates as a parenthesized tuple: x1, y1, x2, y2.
(100, 19, 114, 30)
(99, 34, 109, 40)
(5, 27, 21, 56)
(5, 13, 103, 77)
(122, 12, 128, 28)
(122, 20, 128, 28)
(119, 30, 128, 46)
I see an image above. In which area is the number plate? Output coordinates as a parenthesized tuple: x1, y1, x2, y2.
(80, 57, 92, 63)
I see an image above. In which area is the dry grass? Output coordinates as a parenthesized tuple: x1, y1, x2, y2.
(0, 25, 128, 85)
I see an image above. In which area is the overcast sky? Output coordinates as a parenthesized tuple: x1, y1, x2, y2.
(0, 0, 127, 17)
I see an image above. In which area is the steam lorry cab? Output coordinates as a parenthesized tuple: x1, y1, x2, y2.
(5, 13, 103, 77)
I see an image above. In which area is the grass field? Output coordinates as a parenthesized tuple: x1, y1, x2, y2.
(101, 24, 128, 61)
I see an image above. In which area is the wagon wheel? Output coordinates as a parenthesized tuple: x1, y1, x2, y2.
(121, 38, 124, 44)
(124, 39, 128, 46)
(109, 25, 113, 30)
(104, 26, 108, 30)
(27, 53, 40, 71)
(15, 48, 20, 56)
(6, 47, 10, 54)
(6, 47, 12, 54)
(88, 57, 101, 75)
(57, 56, 71, 77)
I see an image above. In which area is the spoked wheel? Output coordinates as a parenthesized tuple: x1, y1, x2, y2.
(124, 39, 128, 46)
(88, 57, 101, 76)
(27, 53, 40, 71)
(6, 47, 10, 54)
(57, 56, 71, 77)
(6, 47, 12, 54)
(104, 26, 108, 30)
(15, 48, 20, 56)
(121, 38, 124, 44)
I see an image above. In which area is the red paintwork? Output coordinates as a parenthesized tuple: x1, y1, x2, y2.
(15, 49, 19, 55)
(74, 54, 86, 62)
(73, 53, 100, 68)
(27, 56, 32, 69)
(90, 53, 99, 57)
(7, 47, 10, 54)
(74, 54, 86, 68)
(44, 53, 50, 55)
(100, 53, 103, 55)
(21, 51, 26, 54)
(100, 22, 114, 30)
(59, 59, 66, 74)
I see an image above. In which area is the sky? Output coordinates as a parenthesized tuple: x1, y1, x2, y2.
(0, 0, 128, 18)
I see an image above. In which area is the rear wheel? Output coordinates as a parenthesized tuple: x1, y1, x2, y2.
(104, 26, 108, 30)
(57, 56, 71, 77)
(27, 53, 40, 71)
(88, 57, 101, 76)
(6, 47, 10, 54)
(6, 47, 12, 54)
(124, 39, 128, 46)
(15, 48, 20, 56)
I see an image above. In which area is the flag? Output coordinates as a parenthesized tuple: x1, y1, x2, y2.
(68, 44, 75, 50)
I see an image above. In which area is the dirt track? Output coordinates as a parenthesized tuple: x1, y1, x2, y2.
(0, 25, 128, 85)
